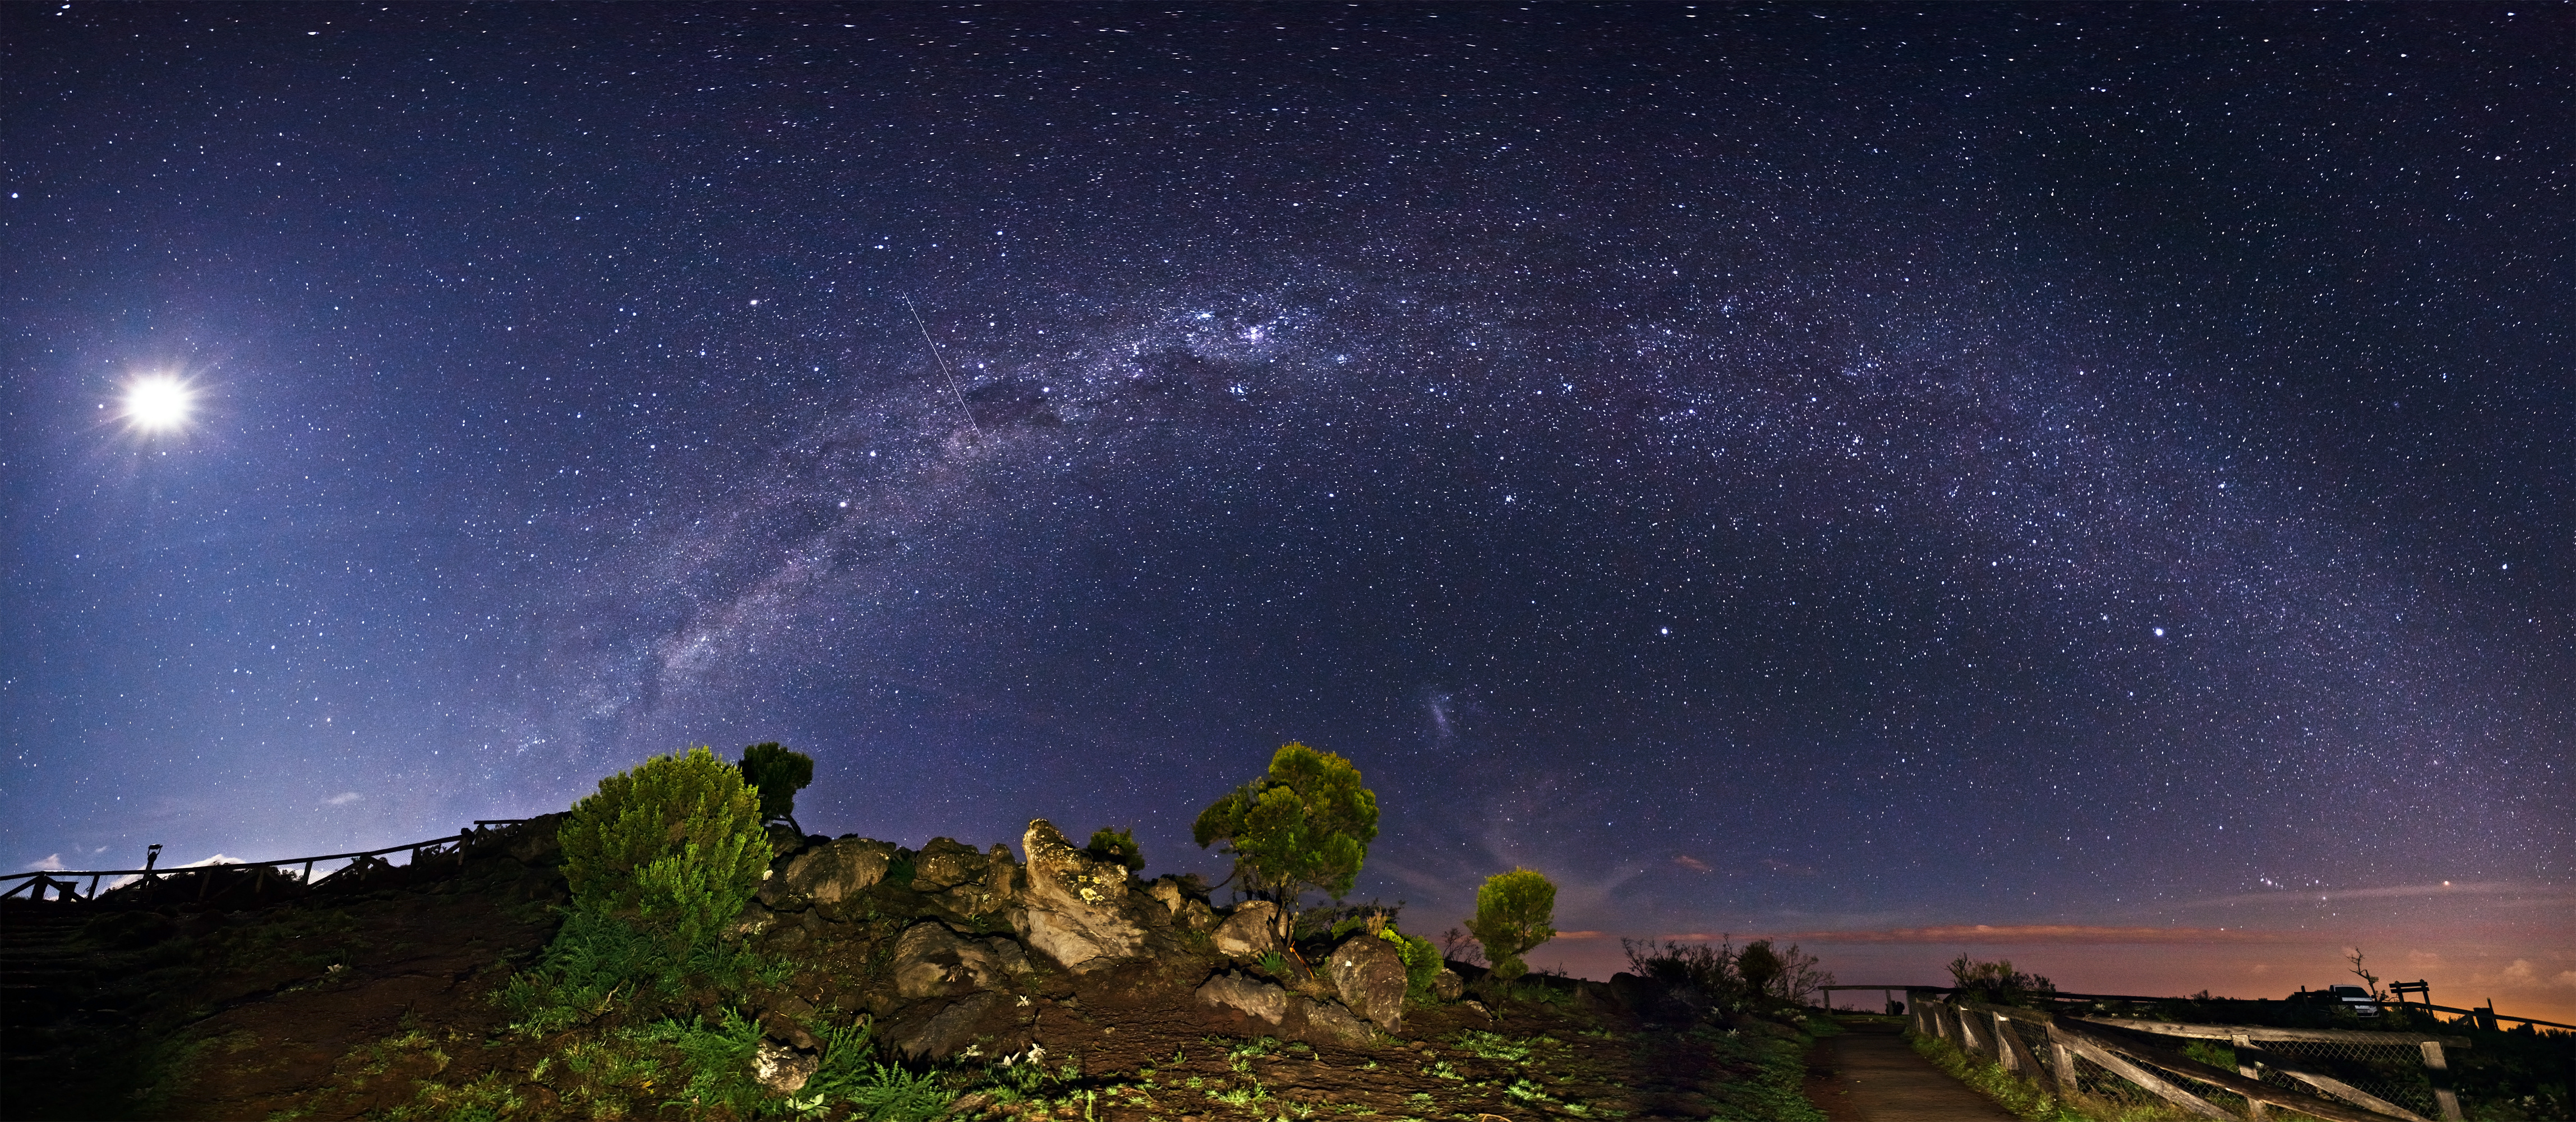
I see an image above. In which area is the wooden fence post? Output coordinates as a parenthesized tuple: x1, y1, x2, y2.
(2045, 1021, 2079, 1089)
(1997, 1013, 2048, 1083)
(2419, 1041, 2463, 1122)
(2232, 1031, 2268, 1121)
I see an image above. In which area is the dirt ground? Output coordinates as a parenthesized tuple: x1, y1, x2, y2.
(3, 834, 1819, 1122)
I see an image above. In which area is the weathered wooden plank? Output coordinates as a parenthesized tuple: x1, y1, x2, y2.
(2057, 1018, 2425, 1122)
(2079, 1015, 2469, 1049)
(1996, 1011, 2049, 1086)
(2418, 1042, 2463, 1122)
(2056, 1030, 2238, 1120)
(2275, 1066, 2430, 1122)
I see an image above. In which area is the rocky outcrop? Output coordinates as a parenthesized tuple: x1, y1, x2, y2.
(1325, 935, 1409, 1030)
(1209, 900, 1279, 959)
(753, 1040, 818, 1094)
(911, 838, 1019, 921)
(1012, 820, 1146, 972)
(763, 824, 812, 860)
(883, 990, 1011, 1062)
(1196, 971, 1289, 1023)
(759, 836, 897, 914)
(891, 922, 1020, 1000)
(1301, 998, 1377, 1045)
(1432, 967, 1466, 1001)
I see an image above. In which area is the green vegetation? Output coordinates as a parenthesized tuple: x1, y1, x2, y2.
(1908, 1027, 2096, 1122)
(1699, 1018, 1835, 1122)
(1082, 826, 1145, 873)
(1464, 867, 1556, 981)
(1946, 954, 2057, 1006)
(739, 742, 816, 833)
(1192, 742, 1380, 935)
(560, 744, 773, 954)
(1387, 928, 1443, 1003)
(1621, 936, 1835, 1011)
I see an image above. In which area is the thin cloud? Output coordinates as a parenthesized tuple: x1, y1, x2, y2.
(1671, 855, 1713, 873)
(321, 792, 362, 806)
(24, 853, 67, 872)
(1776, 924, 2310, 945)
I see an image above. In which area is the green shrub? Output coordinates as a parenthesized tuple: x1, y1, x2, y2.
(1466, 868, 1557, 981)
(1084, 826, 1145, 873)
(1192, 742, 1379, 936)
(559, 745, 772, 948)
(1946, 954, 2056, 1006)
(738, 741, 814, 831)
(1388, 930, 1443, 1002)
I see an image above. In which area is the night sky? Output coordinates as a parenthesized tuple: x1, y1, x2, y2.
(6, 4, 2569, 1012)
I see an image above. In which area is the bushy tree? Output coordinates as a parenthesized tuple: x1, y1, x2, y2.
(1193, 742, 1380, 935)
(737, 741, 814, 833)
(1946, 953, 2053, 1006)
(1084, 826, 1145, 873)
(560, 746, 773, 951)
(1735, 940, 1785, 997)
(1466, 867, 1557, 981)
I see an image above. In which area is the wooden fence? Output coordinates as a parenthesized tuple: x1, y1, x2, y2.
(1914, 995, 2468, 1122)
(0, 819, 536, 906)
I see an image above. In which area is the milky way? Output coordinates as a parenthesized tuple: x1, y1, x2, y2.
(4, 4, 2567, 995)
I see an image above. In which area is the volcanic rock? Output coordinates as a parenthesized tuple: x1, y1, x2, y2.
(759, 836, 896, 914)
(1196, 971, 1288, 1023)
(1011, 819, 1146, 972)
(1325, 935, 1409, 1030)
(1431, 967, 1466, 1001)
(892, 922, 1012, 1000)
(1209, 900, 1279, 959)
(753, 1040, 819, 1095)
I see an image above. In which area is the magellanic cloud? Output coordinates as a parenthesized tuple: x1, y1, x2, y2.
(1774, 925, 2312, 945)
(2173, 881, 2554, 909)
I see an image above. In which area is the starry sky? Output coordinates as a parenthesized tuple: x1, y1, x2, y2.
(4, 4, 2569, 1014)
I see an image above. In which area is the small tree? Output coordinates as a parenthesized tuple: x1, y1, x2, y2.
(1192, 742, 1380, 937)
(1084, 826, 1145, 873)
(1735, 940, 1785, 997)
(1466, 867, 1557, 981)
(737, 742, 814, 833)
(1946, 954, 2055, 1006)
(560, 746, 773, 952)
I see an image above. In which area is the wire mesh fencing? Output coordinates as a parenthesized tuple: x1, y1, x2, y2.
(1911, 996, 2471, 1122)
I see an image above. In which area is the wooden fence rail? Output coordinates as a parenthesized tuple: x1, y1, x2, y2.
(0, 818, 536, 905)
(1913, 996, 2469, 1122)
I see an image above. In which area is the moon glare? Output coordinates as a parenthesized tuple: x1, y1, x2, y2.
(122, 375, 193, 433)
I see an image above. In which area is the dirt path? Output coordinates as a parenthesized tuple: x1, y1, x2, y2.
(1805, 1017, 2017, 1122)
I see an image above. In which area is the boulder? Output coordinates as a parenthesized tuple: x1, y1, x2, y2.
(1012, 820, 1146, 972)
(1196, 971, 1288, 1024)
(1209, 901, 1279, 959)
(1300, 999, 1376, 1046)
(763, 823, 810, 859)
(1325, 935, 1409, 1030)
(752, 1040, 819, 1094)
(891, 922, 1011, 999)
(759, 837, 896, 911)
(912, 837, 985, 890)
(937, 844, 1020, 920)
(1146, 877, 1222, 932)
(884, 991, 1007, 1062)
(1431, 967, 1466, 1001)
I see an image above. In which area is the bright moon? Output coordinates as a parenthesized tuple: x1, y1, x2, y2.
(122, 375, 194, 433)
